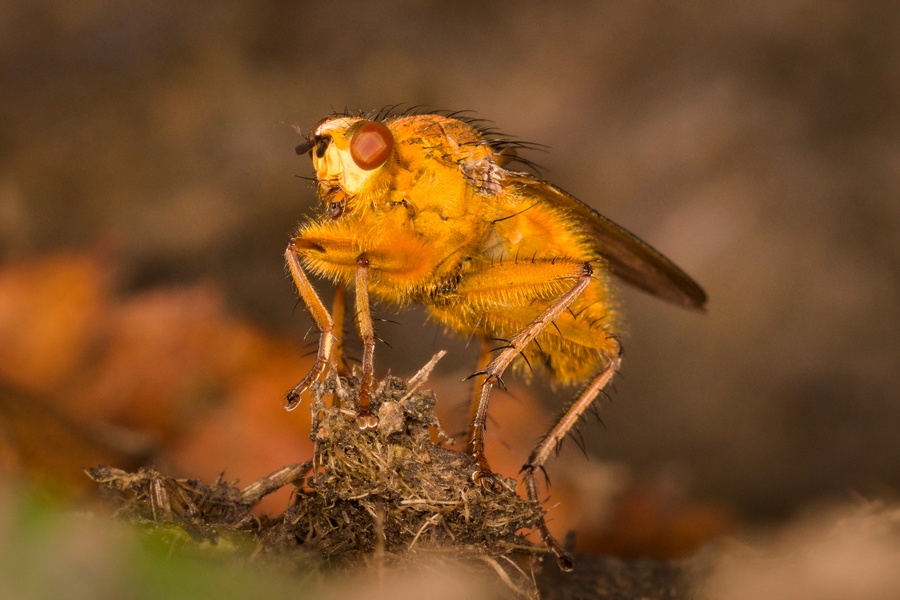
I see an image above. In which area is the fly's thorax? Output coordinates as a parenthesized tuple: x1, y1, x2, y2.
(304, 114, 503, 223)
(384, 115, 502, 194)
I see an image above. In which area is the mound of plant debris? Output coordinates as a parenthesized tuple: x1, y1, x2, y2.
(88, 353, 550, 595)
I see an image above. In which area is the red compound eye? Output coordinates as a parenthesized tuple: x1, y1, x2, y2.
(349, 121, 393, 170)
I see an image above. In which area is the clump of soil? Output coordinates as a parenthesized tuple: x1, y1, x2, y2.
(88, 356, 547, 591)
(283, 373, 544, 561)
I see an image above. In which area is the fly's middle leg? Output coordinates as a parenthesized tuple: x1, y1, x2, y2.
(353, 254, 378, 429)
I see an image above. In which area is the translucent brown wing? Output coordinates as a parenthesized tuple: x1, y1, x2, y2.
(507, 173, 707, 311)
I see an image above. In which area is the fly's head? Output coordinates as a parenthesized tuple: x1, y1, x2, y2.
(296, 116, 394, 219)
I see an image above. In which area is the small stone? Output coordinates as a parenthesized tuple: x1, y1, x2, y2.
(377, 400, 405, 437)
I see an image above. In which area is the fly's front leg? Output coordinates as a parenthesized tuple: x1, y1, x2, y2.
(354, 254, 378, 429)
(466, 262, 594, 490)
(520, 352, 621, 571)
(285, 240, 335, 410)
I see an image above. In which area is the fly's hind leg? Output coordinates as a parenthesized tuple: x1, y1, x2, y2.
(285, 240, 335, 410)
(520, 351, 621, 571)
(464, 261, 595, 490)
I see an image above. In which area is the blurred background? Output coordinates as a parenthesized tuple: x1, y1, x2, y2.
(1, 0, 898, 559)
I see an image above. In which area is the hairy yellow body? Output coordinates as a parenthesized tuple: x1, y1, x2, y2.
(295, 114, 620, 383)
